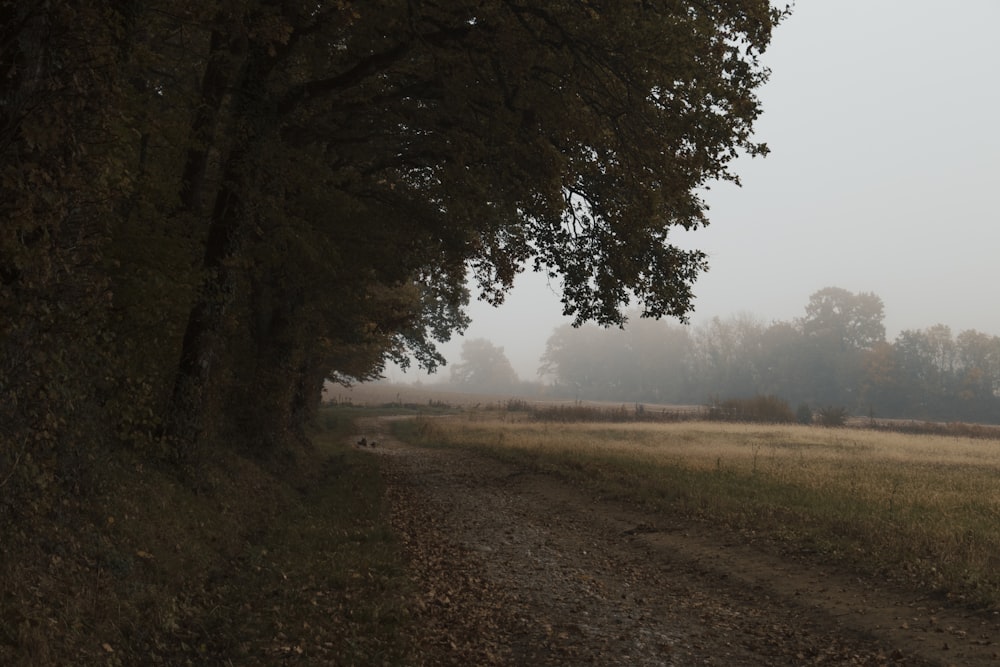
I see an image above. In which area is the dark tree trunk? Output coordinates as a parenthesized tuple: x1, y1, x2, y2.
(179, 28, 245, 213)
(164, 37, 276, 455)
(289, 360, 329, 438)
(165, 153, 246, 454)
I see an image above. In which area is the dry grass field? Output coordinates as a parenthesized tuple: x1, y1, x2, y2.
(398, 412, 1000, 608)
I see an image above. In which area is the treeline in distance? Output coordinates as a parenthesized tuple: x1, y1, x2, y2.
(534, 287, 1000, 423)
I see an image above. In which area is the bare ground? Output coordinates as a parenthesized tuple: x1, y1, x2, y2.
(357, 417, 1000, 666)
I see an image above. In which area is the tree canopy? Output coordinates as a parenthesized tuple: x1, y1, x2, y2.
(800, 287, 886, 351)
(0, 0, 785, 479)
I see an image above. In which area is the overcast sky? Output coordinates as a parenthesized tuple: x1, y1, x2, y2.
(392, 1, 1000, 381)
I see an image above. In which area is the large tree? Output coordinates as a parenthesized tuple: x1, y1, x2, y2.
(157, 0, 785, 451)
(799, 287, 886, 351)
(0, 0, 785, 460)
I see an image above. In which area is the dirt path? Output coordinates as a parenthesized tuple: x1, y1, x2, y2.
(361, 418, 1000, 666)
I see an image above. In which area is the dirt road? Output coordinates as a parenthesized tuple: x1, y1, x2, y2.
(363, 418, 1000, 666)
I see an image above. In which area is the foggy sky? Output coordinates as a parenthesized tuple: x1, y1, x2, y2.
(394, 1, 1000, 381)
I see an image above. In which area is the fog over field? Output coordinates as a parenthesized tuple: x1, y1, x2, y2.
(388, 1, 1000, 381)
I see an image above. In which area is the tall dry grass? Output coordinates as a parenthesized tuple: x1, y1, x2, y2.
(397, 415, 1000, 607)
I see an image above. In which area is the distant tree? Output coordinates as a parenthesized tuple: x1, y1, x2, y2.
(617, 319, 694, 403)
(757, 321, 810, 400)
(450, 339, 519, 393)
(885, 324, 1000, 422)
(955, 330, 1000, 403)
(858, 341, 904, 416)
(540, 324, 614, 398)
(540, 319, 694, 403)
(892, 325, 956, 419)
(800, 287, 886, 351)
(790, 288, 885, 410)
(689, 314, 767, 398)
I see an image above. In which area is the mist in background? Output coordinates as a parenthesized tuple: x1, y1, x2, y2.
(389, 0, 1000, 382)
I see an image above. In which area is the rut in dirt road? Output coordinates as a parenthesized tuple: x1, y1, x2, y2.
(363, 418, 999, 666)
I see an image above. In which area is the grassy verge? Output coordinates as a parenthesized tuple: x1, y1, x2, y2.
(1, 406, 412, 666)
(395, 413, 1000, 609)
